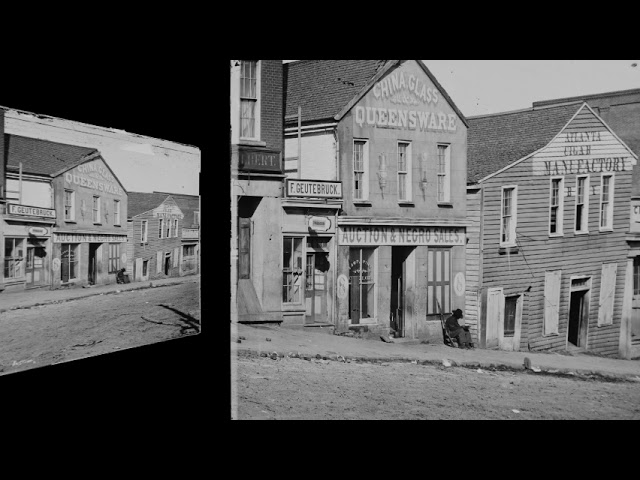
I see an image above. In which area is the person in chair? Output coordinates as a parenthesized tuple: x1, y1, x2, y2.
(445, 308, 473, 349)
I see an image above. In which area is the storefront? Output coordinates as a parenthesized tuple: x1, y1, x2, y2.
(336, 222, 467, 338)
(181, 227, 199, 276)
(281, 178, 342, 326)
(1, 205, 56, 292)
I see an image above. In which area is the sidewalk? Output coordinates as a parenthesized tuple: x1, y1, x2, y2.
(232, 322, 640, 382)
(0, 274, 200, 312)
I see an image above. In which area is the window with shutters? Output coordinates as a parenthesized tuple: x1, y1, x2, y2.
(597, 262, 617, 326)
(108, 243, 120, 273)
(543, 270, 562, 335)
(634, 256, 640, 297)
(574, 175, 589, 233)
(427, 248, 451, 315)
(600, 174, 614, 231)
(549, 177, 564, 236)
(141, 220, 148, 244)
(239, 60, 260, 140)
(239, 218, 251, 279)
(436, 144, 451, 203)
(353, 140, 369, 201)
(92, 196, 101, 224)
(397, 142, 412, 202)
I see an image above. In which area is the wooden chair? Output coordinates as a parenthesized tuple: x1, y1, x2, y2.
(436, 300, 458, 348)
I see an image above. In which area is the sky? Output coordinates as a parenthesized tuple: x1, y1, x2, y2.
(284, 60, 640, 118)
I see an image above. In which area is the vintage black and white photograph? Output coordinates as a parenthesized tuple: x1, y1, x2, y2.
(230, 59, 640, 420)
(0, 83, 201, 383)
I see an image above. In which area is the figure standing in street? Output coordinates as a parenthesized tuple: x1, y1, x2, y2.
(445, 308, 473, 349)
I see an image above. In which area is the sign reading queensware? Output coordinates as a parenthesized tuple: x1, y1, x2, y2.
(286, 179, 342, 198)
(8, 204, 56, 218)
(338, 225, 465, 246)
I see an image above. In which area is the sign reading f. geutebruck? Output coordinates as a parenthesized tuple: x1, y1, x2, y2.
(8, 203, 56, 218)
(286, 179, 343, 198)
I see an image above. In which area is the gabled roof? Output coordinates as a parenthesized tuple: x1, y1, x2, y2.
(127, 192, 175, 218)
(283, 60, 468, 128)
(466, 102, 583, 184)
(153, 191, 200, 226)
(4, 134, 98, 177)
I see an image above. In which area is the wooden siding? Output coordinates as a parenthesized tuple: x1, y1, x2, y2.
(479, 106, 635, 355)
(465, 188, 482, 342)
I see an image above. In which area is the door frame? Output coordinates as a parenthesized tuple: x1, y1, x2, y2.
(88, 243, 100, 285)
(486, 287, 503, 349)
(499, 293, 523, 351)
(566, 275, 591, 349)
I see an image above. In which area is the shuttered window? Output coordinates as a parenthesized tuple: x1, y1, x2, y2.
(543, 270, 562, 335)
(575, 175, 589, 233)
(501, 186, 517, 246)
(597, 262, 617, 326)
(353, 140, 368, 200)
(634, 256, 640, 296)
(239, 218, 251, 279)
(549, 178, 563, 236)
(600, 174, 614, 230)
(156, 250, 163, 274)
(427, 248, 451, 315)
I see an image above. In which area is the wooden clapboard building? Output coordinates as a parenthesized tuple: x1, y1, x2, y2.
(466, 101, 639, 357)
(126, 192, 187, 282)
(284, 60, 469, 340)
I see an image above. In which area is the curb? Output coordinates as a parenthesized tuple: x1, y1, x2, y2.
(0, 277, 198, 313)
(234, 347, 640, 384)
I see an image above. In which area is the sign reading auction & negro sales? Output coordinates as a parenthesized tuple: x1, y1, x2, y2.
(338, 225, 465, 246)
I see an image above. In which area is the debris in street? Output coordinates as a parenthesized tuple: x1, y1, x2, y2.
(260, 352, 268, 357)
(512, 409, 520, 414)
(380, 335, 394, 343)
(477, 368, 484, 373)
(270, 352, 278, 360)
(239, 336, 246, 340)
(237, 339, 242, 344)
(411, 360, 417, 364)
(338, 355, 346, 363)
(266, 338, 272, 342)
(12, 359, 36, 367)
(548, 369, 559, 373)
(531, 366, 541, 373)
(443, 359, 452, 367)
(316, 354, 322, 359)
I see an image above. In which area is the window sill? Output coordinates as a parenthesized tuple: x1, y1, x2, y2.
(398, 201, 415, 207)
(599, 228, 614, 233)
(548, 233, 564, 238)
(238, 139, 267, 147)
(349, 317, 377, 325)
(574, 231, 589, 235)
(437, 202, 454, 208)
(498, 246, 519, 255)
(64, 220, 77, 224)
(352, 200, 372, 206)
(93, 223, 102, 226)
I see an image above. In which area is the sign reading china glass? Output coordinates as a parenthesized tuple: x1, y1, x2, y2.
(238, 147, 282, 173)
(8, 204, 56, 218)
(339, 225, 465, 246)
(286, 179, 342, 198)
(64, 160, 125, 196)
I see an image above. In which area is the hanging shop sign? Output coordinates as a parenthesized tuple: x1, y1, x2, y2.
(8, 204, 56, 218)
(238, 147, 282, 173)
(338, 225, 465, 246)
(28, 227, 49, 236)
(308, 216, 332, 232)
(53, 233, 128, 243)
(286, 179, 342, 199)
(182, 228, 200, 239)
(453, 272, 466, 297)
(64, 160, 125, 196)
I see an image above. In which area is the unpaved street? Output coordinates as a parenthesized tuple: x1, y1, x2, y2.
(234, 351, 640, 420)
(0, 280, 200, 376)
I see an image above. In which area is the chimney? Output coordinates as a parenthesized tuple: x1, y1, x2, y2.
(0, 109, 4, 200)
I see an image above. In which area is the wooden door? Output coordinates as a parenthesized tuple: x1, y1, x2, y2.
(486, 287, 504, 348)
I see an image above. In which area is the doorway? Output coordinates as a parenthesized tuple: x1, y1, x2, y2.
(88, 243, 100, 285)
(164, 252, 171, 275)
(25, 238, 46, 287)
(390, 246, 413, 338)
(305, 237, 331, 324)
(568, 278, 591, 348)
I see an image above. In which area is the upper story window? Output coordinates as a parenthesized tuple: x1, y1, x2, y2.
(166, 218, 171, 238)
(437, 144, 451, 203)
(141, 220, 148, 243)
(173, 219, 179, 237)
(64, 189, 75, 221)
(113, 200, 121, 225)
(159, 218, 165, 239)
(575, 175, 589, 233)
(397, 142, 412, 202)
(501, 186, 517, 246)
(634, 256, 640, 296)
(240, 60, 260, 140)
(92, 196, 101, 224)
(353, 140, 369, 201)
(600, 174, 614, 231)
(549, 177, 564, 236)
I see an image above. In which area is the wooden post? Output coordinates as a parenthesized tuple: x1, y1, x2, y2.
(297, 106, 302, 178)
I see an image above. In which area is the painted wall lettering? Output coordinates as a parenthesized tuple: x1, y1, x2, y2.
(372, 71, 439, 105)
(338, 225, 465, 246)
(355, 106, 457, 132)
(541, 157, 630, 176)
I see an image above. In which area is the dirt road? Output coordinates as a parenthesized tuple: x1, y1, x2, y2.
(234, 351, 640, 420)
(0, 281, 200, 376)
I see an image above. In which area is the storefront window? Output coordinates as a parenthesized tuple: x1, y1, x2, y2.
(109, 243, 121, 273)
(4, 238, 25, 279)
(349, 247, 376, 322)
(183, 245, 195, 257)
(61, 243, 79, 282)
(282, 236, 303, 303)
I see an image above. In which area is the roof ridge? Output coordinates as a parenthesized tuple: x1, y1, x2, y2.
(467, 101, 583, 120)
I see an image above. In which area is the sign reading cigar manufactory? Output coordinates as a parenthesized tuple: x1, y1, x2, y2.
(338, 225, 465, 246)
(286, 179, 342, 198)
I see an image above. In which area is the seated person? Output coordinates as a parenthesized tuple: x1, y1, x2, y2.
(445, 308, 473, 349)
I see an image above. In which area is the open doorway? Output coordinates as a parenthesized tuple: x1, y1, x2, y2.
(390, 246, 414, 338)
(568, 277, 591, 348)
(88, 243, 100, 285)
